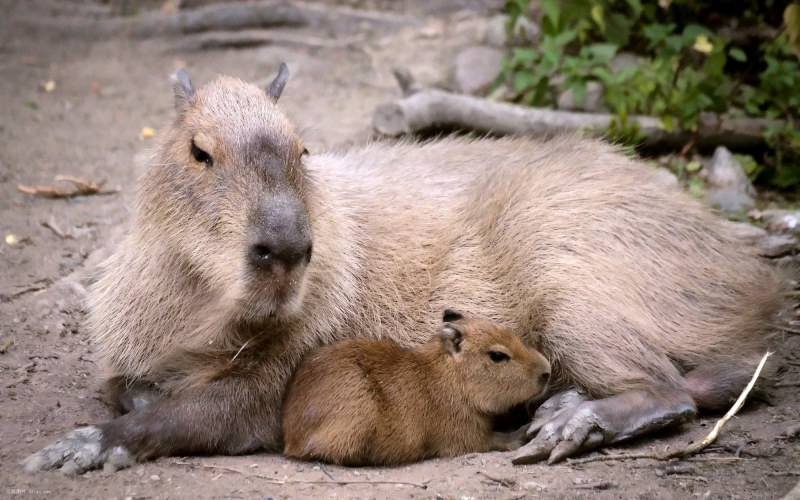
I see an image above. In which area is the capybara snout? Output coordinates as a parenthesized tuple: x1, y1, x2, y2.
(248, 195, 313, 272)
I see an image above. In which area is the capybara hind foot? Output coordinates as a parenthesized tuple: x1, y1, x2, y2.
(21, 426, 134, 475)
(512, 388, 695, 465)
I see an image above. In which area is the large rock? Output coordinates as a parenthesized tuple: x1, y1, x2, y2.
(651, 168, 679, 189)
(701, 146, 756, 213)
(760, 209, 800, 235)
(483, 14, 540, 48)
(705, 189, 755, 213)
(721, 221, 768, 245)
(556, 81, 606, 113)
(757, 234, 798, 258)
(454, 46, 505, 96)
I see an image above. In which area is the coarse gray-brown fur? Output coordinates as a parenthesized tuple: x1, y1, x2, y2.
(23, 64, 787, 473)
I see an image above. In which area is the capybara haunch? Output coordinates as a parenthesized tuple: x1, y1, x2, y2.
(24, 63, 785, 473)
(282, 309, 551, 466)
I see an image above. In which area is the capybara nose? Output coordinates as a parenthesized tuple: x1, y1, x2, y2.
(540, 371, 550, 385)
(248, 237, 312, 270)
(249, 196, 313, 270)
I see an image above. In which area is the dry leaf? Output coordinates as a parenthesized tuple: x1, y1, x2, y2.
(140, 127, 156, 140)
(17, 175, 116, 198)
(693, 35, 713, 54)
(160, 0, 180, 13)
(41, 80, 56, 92)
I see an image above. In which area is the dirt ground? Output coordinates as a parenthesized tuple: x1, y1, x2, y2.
(0, 1, 799, 499)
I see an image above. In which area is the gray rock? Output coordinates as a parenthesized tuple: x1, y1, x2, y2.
(454, 46, 505, 96)
(705, 189, 755, 213)
(702, 147, 756, 196)
(651, 168, 679, 189)
(722, 221, 768, 244)
(609, 52, 645, 73)
(557, 81, 606, 112)
(761, 209, 800, 235)
(757, 234, 798, 258)
(701, 147, 756, 213)
(483, 14, 540, 48)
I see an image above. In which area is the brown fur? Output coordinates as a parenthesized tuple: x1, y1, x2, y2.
(86, 72, 787, 460)
(282, 312, 551, 466)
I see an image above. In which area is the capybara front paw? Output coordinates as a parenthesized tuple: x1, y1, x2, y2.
(21, 426, 134, 475)
(513, 404, 605, 465)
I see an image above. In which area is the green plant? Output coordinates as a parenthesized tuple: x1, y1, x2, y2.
(502, 0, 800, 191)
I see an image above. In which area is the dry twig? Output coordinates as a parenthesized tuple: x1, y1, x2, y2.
(41, 218, 70, 239)
(172, 461, 428, 489)
(567, 351, 772, 466)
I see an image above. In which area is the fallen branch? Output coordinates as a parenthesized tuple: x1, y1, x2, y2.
(567, 351, 772, 466)
(172, 461, 428, 489)
(372, 68, 784, 153)
(173, 30, 365, 51)
(18, 175, 118, 198)
(21, 1, 417, 40)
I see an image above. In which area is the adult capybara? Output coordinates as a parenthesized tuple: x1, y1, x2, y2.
(24, 63, 785, 473)
(282, 309, 551, 466)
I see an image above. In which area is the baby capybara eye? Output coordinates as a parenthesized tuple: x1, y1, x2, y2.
(488, 351, 510, 363)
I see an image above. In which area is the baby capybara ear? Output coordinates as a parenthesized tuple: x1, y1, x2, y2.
(440, 323, 465, 355)
(442, 308, 464, 323)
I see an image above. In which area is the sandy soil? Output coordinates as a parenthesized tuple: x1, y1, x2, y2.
(0, 1, 798, 499)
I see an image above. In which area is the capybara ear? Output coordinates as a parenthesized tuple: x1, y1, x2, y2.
(440, 323, 464, 355)
(267, 62, 290, 101)
(442, 308, 464, 323)
(170, 68, 195, 111)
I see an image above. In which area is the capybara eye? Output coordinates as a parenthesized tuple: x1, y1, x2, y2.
(191, 141, 213, 167)
(488, 351, 510, 363)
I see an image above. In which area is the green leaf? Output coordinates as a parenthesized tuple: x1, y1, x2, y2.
(625, 0, 643, 17)
(571, 79, 587, 107)
(590, 4, 605, 33)
(685, 160, 702, 173)
(687, 178, 707, 200)
(512, 48, 538, 66)
(539, 0, 561, 32)
(552, 29, 578, 47)
(587, 43, 619, 63)
(728, 47, 747, 62)
(513, 71, 539, 93)
(734, 154, 764, 181)
(531, 77, 551, 106)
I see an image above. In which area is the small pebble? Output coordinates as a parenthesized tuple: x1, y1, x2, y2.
(150, 474, 160, 481)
